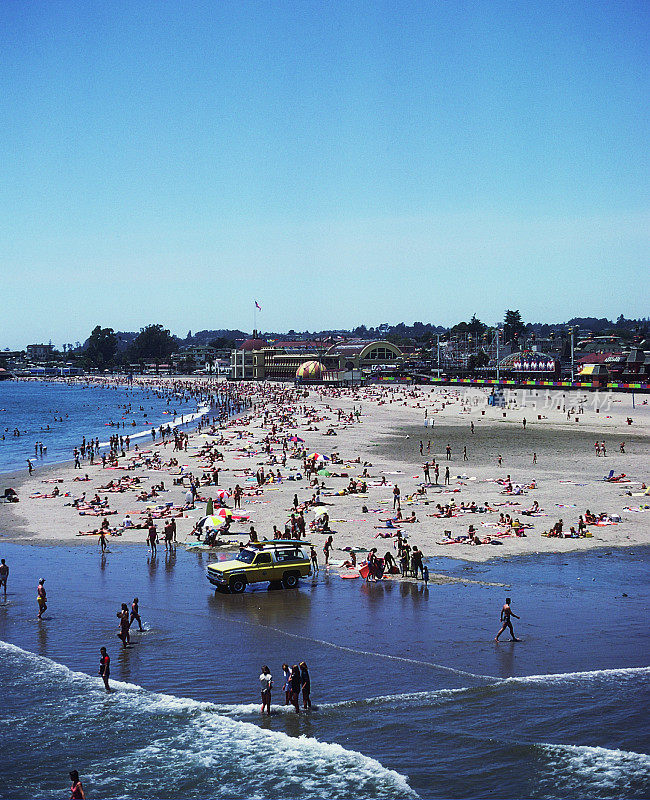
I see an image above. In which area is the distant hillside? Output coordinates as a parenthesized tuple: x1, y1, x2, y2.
(182, 329, 248, 347)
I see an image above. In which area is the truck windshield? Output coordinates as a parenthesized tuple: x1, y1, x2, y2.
(235, 550, 256, 564)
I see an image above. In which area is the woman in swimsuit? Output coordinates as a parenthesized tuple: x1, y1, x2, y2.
(70, 770, 85, 799)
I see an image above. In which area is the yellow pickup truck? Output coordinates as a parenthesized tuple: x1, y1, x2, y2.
(207, 540, 312, 593)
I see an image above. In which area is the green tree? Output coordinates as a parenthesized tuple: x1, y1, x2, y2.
(128, 324, 177, 371)
(209, 337, 236, 350)
(503, 310, 525, 346)
(467, 314, 486, 336)
(85, 326, 118, 370)
(467, 350, 489, 372)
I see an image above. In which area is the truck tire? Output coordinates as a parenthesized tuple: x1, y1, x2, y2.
(229, 576, 247, 594)
(282, 572, 299, 589)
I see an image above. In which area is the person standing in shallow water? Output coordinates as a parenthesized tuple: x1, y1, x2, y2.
(37, 578, 47, 618)
(289, 664, 301, 713)
(260, 665, 272, 715)
(99, 647, 111, 693)
(300, 661, 311, 709)
(495, 597, 520, 641)
(117, 603, 130, 647)
(0, 558, 8, 597)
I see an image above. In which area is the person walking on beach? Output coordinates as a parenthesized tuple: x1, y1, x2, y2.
(463, 446, 468, 461)
(0, 559, 8, 597)
(98, 529, 108, 553)
(495, 597, 520, 642)
(27, 459, 33, 475)
(37, 578, 47, 619)
(260, 665, 273, 715)
(446, 444, 452, 460)
(69, 770, 86, 799)
(323, 535, 333, 566)
(130, 597, 144, 631)
(393, 484, 401, 510)
(444, 466, 450, 485)
(99, 647, 111, 693)
(300, 661, 311, 709)
(310, 546, 319, 573)
(532, 452, 537, 464)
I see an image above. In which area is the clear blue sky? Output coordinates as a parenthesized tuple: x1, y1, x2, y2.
(1, 0, 648, 348)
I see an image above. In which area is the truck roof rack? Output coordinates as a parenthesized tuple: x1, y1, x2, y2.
(250, 539, 312, 548)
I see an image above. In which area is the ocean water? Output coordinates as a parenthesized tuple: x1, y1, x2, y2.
(0, 542, 648, 799)
(0, 380, 206, 475)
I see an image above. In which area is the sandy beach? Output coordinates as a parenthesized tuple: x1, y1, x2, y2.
(2, 380, 648, 567)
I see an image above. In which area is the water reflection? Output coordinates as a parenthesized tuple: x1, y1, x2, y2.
(37, 619, 48, 656)
(147, 555, 158, 579)
(207, 585, 313, 629)
(164, 549, 177, 574)
(494, 640, 516, 678)
(117, 644, 132, 683)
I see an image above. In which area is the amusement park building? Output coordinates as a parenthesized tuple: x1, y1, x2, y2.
(230, 338, 402, 381)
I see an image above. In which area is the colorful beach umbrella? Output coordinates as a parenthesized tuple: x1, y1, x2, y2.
(199, 515, 225, 529)
(308, 452, 329, 462)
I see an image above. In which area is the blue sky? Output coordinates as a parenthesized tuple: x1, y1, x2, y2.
(1, 0, 648, 348)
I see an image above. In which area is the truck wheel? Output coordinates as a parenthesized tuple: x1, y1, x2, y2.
(230, 576, 247, 594)
(282, 572, 299, 589)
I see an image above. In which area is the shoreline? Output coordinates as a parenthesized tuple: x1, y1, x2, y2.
(1, 380, 648, 566)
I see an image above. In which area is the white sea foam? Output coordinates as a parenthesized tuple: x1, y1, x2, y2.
(538, 741, 650, 794)
(98, 404, 210, 449)
(0, 640, 419, 799)
(503, 665, 650, 686)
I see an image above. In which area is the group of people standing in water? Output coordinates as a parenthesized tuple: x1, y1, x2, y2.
(259, 661, 311, 715)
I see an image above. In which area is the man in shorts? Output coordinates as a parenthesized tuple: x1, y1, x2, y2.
(130, 597, 144, 631)
(495, 597, 520, 641)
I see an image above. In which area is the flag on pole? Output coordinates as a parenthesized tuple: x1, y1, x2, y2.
(255, 300, 261, 310)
